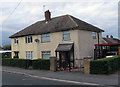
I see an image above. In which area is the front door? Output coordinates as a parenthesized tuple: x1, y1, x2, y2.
(59, 52, 69, 68)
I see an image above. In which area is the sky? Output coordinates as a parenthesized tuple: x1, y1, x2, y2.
(0, 0, 119, 46)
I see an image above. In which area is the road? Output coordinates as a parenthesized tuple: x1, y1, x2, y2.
(2, 72, 117, 87)
(2, 72, 78, 85)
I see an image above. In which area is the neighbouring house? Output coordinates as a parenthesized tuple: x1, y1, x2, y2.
(94, 35, 120, 59)
(9, 10, 104, 67)
(102, 35, 120, 44)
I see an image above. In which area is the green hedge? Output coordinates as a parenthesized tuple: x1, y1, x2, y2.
(90, 56, 120, 74)
(32, 59, 50, 70)
(2, 58, 50, 70)
(2, 58, 30, 69)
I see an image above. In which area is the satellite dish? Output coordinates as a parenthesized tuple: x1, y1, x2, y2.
(35, 39, 39, 42)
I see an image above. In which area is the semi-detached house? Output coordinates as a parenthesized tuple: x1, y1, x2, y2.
(9, 10, 104, 67)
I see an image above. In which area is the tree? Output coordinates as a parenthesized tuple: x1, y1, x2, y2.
(3, 45, 11, 50)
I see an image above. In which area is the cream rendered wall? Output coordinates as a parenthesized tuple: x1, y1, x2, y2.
(76, 30, 103, 66)
(11, 30, 79, 60)
(11, 29, 103, 66)
(38, 30, 79, 59)
(11, 35, 40, 59)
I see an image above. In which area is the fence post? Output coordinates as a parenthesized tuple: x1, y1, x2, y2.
(50, 56, 57, 72)
(84, 56, 92, 74)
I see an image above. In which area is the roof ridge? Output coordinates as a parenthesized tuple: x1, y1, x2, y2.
(67, 15, 78, 27)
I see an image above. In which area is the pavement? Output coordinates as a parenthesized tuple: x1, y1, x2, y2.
(1, 66, 119, 86)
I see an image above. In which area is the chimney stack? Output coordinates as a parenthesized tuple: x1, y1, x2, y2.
(106, 35, 109, 38)
(45, 10, 51, 21)
(110, 35, 113, 38)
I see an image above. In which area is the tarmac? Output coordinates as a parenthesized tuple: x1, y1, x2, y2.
(1, 66, 119, 86)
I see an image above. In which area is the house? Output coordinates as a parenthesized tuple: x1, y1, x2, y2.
(102, 35, 120, 44)
(9, 10, 104, 67)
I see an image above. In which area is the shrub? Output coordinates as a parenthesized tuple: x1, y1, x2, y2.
(90, 56, 120, 74)
(2, 58, 30, 69)
(32, 59, 50, 70)
(2, 58, 50, 70)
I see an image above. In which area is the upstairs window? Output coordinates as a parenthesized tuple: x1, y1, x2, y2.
(92, 32, 96, 39)
(41, 33, 50, 42)
(25, 35, 32, 43)
(63, 30, 70, 40)
(14, 38, 18, 44)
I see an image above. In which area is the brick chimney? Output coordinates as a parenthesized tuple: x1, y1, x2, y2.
(45, 10, 51, 21)
(110, 35, 113, 38)
(106, 35, 109, 38)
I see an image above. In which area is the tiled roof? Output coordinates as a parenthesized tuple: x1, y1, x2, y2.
(9, 15, 104, 38)
(103, 38, 120, 43)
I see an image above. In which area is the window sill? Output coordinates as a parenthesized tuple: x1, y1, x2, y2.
(26, 43, 33, 44)
(62, 39, 71, 41)
(41, 41, 50, 43)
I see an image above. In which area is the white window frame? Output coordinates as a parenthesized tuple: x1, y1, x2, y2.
(26, 51, 33, 60)
(42, 51, 51, 59)
(14, 38, 18, 44)
(41, 33, 50, 42)
(92, 32, 97, 39)
(25, 35, 33, 43)
(63, 30, 70, 40)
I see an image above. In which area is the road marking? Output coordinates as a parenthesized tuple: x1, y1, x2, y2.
(2, 70, 103, 86)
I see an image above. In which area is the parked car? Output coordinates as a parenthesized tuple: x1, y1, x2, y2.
(106, 51, 118, 58)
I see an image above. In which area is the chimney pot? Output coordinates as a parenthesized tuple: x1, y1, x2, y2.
(110, 35, 113, 38)
(45, 10, 51, 21)
(106, 35, 109, 38)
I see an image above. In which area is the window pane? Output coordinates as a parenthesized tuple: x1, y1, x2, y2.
(26, 36, 32, 43)
(42, 51, 51, 59)
(92, 32, 96, 39)
(63, 31, 70, 40)
(41, 33, 50, 42)
(26, 51, 33, 60)
(14, 38, 18, 44)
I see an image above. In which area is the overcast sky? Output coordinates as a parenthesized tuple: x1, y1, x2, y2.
(0, 0, 119, 46)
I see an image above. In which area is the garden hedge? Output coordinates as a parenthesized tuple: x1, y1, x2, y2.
(32, 59, 50, 70)
(2, 58, 50, 70)
(2, 58, 30, 69)
(90, 56, 120, 74)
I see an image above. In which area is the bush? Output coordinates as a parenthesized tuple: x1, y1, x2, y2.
(2, 58, 50, 70)
(90, 56, 120, 74)
(2, 58, 30, 69)
(32, 59, 50, 70)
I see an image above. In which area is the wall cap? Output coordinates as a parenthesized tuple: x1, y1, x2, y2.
(50, 56, 57, 58)
(84, 56, 92, 59)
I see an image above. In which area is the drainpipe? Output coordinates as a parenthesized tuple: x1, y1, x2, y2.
(97, 32, 100, 59)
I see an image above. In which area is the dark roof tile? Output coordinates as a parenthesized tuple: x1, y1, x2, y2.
(9, 15, 104, 38)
